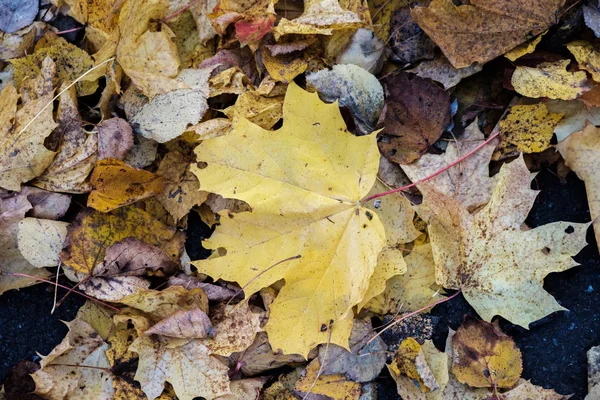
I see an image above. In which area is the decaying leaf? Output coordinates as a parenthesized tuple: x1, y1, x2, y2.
(88, 159, 165, 212)
(167, 274, 237, 302)
(556, 123, 600, 254)
(386, 6, 436, 65)
(223, 90, 283, 129)
(0, 69, 56, 191)
(294, 359, 361, 400)
(503, 380, 570, 399)
(144, 307, 213, 339)
(336, 29, 384, 74)
(546, 100, 600, 142)
(307, 64, 383, 133)
(451, 318, 522, 388)
(418, 156, 589, 328)
(33, 84, 97, 194)
(378, 73, 451, 164)
(97, 118, 134, 161)
(401, 119, 497, 211)
(411, 0, 565, 68)
(233, 332, 306, 376)
(191, 82, 385, 356)
(0, 0, 38, 33)
(60, 205, 183, 274)
(119, 286, 209, 321)
(17, 218, 68, 268)
(129, 336, 230, 400)
(216, 378, 268, 400)
(204, 302, 262, 356)
(568, 41, 600, 83)
(504, 33, 546, 62)
(495, 103, 564, 159)
(511, 60, 591, 100)
(31, 319, 114, 400)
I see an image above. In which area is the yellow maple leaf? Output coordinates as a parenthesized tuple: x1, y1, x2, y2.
(418, 156, 589, 328)
(511, 59, 591, 100)
(191, 82, 386, 357)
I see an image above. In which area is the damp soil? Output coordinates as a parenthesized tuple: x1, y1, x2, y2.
(0, 167, 599, 399)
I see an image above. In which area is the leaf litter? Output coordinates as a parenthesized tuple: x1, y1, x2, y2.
(0, 0, 599, 399)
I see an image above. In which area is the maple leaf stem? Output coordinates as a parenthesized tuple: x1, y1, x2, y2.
(47, 363, 111, 372)
(0, 271, 120, 312)
(366, 290, 462, 346)
(362, 132, 499, 203)
(163, 0, 204, 21)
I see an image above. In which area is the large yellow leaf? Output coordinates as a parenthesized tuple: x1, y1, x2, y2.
(511, 60, 591, 100)
(191, 82, 386, 356)
(418, 156, 589, 328)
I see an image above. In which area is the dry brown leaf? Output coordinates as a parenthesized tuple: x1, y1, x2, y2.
(144, 307, 213, 339)
(33, 84, 97, 194)
(156, 151, 208, 220)
(97, 118, 134, 161)
(205, 302, 262, 356)
(408, 56, 483, 90)
(88, 159, 165, 212)
(401, 119, 497, 211)
(411, 0, 565, 68)
(451, 317, 522, 388)
(31, 319, 114, 400)
(119, 286, 209, 321)
(378, 73, 451, 164)
(0, 65, 56, 191)
(19, 186, 71, 220)
(556, 123, 600, 254)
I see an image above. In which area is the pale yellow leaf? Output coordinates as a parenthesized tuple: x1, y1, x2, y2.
(511, 60, 591, 100)
(17, 218, 68, 267)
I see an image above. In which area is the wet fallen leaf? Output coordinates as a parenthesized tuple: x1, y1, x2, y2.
(402, 119, 497, 211)
(17, 218, 68, 268)
(584, 3, 600, 38)
(494, 103, 564, 159)
(408, 56, 483, 90)
(307, 64, 384, 134)
(97, 118, 134, 161)
(556, 123, 600, 254)
(412, 0, 565, 68)
(511, 60, 591, 100)
(191, 82, 385, 356)
(418, 156, 588, 327)
(89, 159, 165, 212)
(386, 6, 436, 65)
(378, 73, 451, 165)
(451, 317, 522, 388)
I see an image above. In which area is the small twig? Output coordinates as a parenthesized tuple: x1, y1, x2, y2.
(55, 26, 85, 35)
(50, 262, 61, 314)
(367, 291, 461, 345)
(47, 363, 111, 372)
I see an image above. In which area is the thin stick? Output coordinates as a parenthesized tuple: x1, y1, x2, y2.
(1, 271, 120, 312)
(51, 262, 61, 314)
(55, 27, 85, 35)
(163, 0, 203, 21)
(47, 363, 111, 372)
(225, 255, 301, 306)
(367, 291, 461, 345)
(362, 132, 499, 203)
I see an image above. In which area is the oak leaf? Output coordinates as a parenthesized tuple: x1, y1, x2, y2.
(411, 0, 565, 68)
(556, 123, 600, 254)
(511, 60, 591, 100)
(401, 120, 497, 212)
(191, 82, 386, 356)
(418, 156, 589, 328)
(451, 318, 522, 388)
(378, 73, 451, 165)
